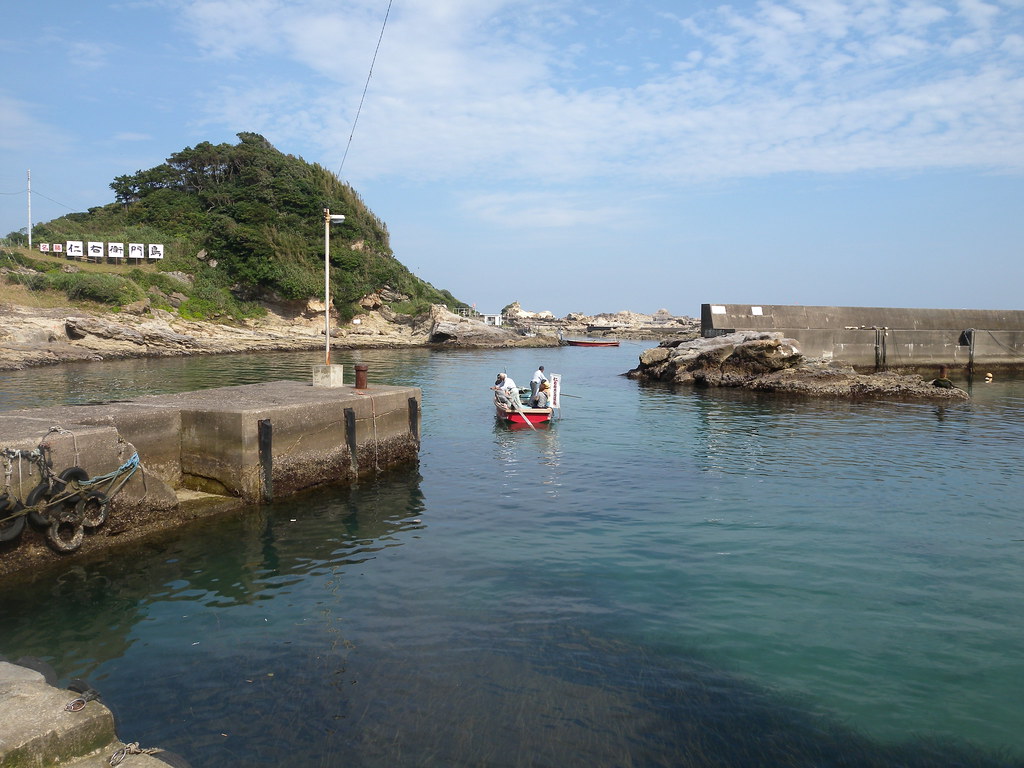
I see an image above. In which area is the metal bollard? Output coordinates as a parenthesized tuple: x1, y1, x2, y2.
(355, 364, 368, 389)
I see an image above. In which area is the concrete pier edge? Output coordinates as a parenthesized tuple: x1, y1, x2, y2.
(0, 379, 422, 578)
(0, 659, 178, 767)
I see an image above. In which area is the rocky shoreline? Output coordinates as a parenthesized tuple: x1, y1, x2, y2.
(626, 331, 970, 401)
(0, 301, 969, 401)
(0, 300, 700, 371)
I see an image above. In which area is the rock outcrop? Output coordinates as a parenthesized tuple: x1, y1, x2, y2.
(424, 305, 558, 347)
(626, 331, 970, 400)
(501, 304, 700, 341)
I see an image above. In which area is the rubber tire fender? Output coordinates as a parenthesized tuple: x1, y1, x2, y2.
(0, 495, 26, 542)
(77, 491, 109, 530)
(54, 466, 90, 507)
(46, 505, 85, 553)
(26, 481, 53, 528)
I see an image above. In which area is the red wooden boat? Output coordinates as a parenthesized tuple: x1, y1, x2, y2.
(564, 339, 619, 347)
(495, 399, 552, 425)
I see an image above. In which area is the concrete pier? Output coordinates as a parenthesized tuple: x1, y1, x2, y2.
(0, 659, 173, 767)
(0, 380, 421, 577)
(702, 303, 1024, 371)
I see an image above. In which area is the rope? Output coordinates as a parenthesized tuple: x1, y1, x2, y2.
(2, 450, 13, 494)
(336, 0, 393, 176)
(109, 742, 158, 766)
(45, 425, 80, 466)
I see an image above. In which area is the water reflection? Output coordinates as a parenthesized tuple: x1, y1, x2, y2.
(0, 470, 426, 685)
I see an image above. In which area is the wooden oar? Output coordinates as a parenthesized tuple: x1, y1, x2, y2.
(511, 393, 537, 430)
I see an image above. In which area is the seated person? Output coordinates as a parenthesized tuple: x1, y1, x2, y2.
(530, 380, 550, 408)
(931, 365, 954, 389)
(491, 372, 518, 405)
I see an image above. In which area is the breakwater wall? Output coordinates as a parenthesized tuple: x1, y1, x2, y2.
(0, 379, 421, 577)
(701, 304, 1024, 372)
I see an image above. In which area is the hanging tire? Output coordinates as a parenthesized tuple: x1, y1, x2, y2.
(46, 506, 84, 553)
(53, 466, 89, 507)
(0, 498, 26, 542)
(77, 491, 109, 530)
(26, 481, 53, 528)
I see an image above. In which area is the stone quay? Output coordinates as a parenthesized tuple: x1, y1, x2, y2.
(0, 377, 422, 579)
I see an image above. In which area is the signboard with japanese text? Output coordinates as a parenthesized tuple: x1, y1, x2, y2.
(88, 242, 104, 260)
(66, 241, 84, 258)
(108, 243, 124, 259)
(148, 244, 164, 260)
(128, 243, 144, 259)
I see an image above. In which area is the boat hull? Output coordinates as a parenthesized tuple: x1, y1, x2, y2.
(495, 402, 552, 425)
(565, 339, 619, 347)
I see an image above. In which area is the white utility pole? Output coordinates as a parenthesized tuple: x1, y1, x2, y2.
(26, 170, 32, 248)
(323, 208, 346, 364)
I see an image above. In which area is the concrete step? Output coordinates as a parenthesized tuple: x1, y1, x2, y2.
(0, 661, 181, 768)
(64, 744, 177, 767)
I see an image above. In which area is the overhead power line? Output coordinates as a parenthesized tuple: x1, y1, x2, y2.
(337, 0, 393, 178)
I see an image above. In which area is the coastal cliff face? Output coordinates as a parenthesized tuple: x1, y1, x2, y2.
(626, 331, 970, 400)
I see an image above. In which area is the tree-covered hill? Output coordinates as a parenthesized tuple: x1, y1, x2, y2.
(9, 132, 462, 321)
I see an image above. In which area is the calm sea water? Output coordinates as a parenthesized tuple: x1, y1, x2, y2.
(0, 345, 1022, 768)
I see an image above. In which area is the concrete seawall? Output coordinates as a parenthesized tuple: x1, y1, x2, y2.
(0, 380, 421, 577)
(0, 658, 180, 767)
(702, 303, 1024, 372)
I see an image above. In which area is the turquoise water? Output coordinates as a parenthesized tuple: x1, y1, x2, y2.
(0, 345, 1022, 767)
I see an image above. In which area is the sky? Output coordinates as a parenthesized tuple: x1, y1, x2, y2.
(2, 0, 1023, 318)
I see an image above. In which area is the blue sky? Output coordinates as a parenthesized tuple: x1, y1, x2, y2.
(2, 0, 1023, 317)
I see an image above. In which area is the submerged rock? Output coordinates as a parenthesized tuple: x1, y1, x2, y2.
(626, 331, 969, 400)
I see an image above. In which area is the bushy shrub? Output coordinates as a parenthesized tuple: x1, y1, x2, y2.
(48, 272, 145, 305)
(6, 272, 51, 291)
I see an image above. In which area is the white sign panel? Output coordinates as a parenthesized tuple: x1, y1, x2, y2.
(148, 243, 164, 260)
(128, 243, 144, 259)
(549, 373, 562, 409)
(53, 243, 63, 253)
(108, 243, 124, 259)
(711, 305, 726, 314)
(38, 243, 50, 252)
(66, 241, 84, 258)
(88, 241, 104, 260)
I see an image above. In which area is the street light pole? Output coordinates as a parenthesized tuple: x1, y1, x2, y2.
(323, 208, 345, 364)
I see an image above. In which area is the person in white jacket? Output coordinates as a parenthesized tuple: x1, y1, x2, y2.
(530, 366, 547, 400)
(492, 373, 518, 405)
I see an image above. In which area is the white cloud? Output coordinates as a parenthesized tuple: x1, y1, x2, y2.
(68, 41, 107, 70)
(462, 190, 632, 229)
(0, 93, 69, 154)
(170, 0, 1024, 207)
(957, 0, 1001, 28)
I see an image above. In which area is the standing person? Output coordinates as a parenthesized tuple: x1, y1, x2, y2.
(530, 366, 547, 401)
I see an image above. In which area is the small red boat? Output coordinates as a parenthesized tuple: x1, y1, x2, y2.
(495, 400, 552, 426)
(564, 339, 619, 347)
